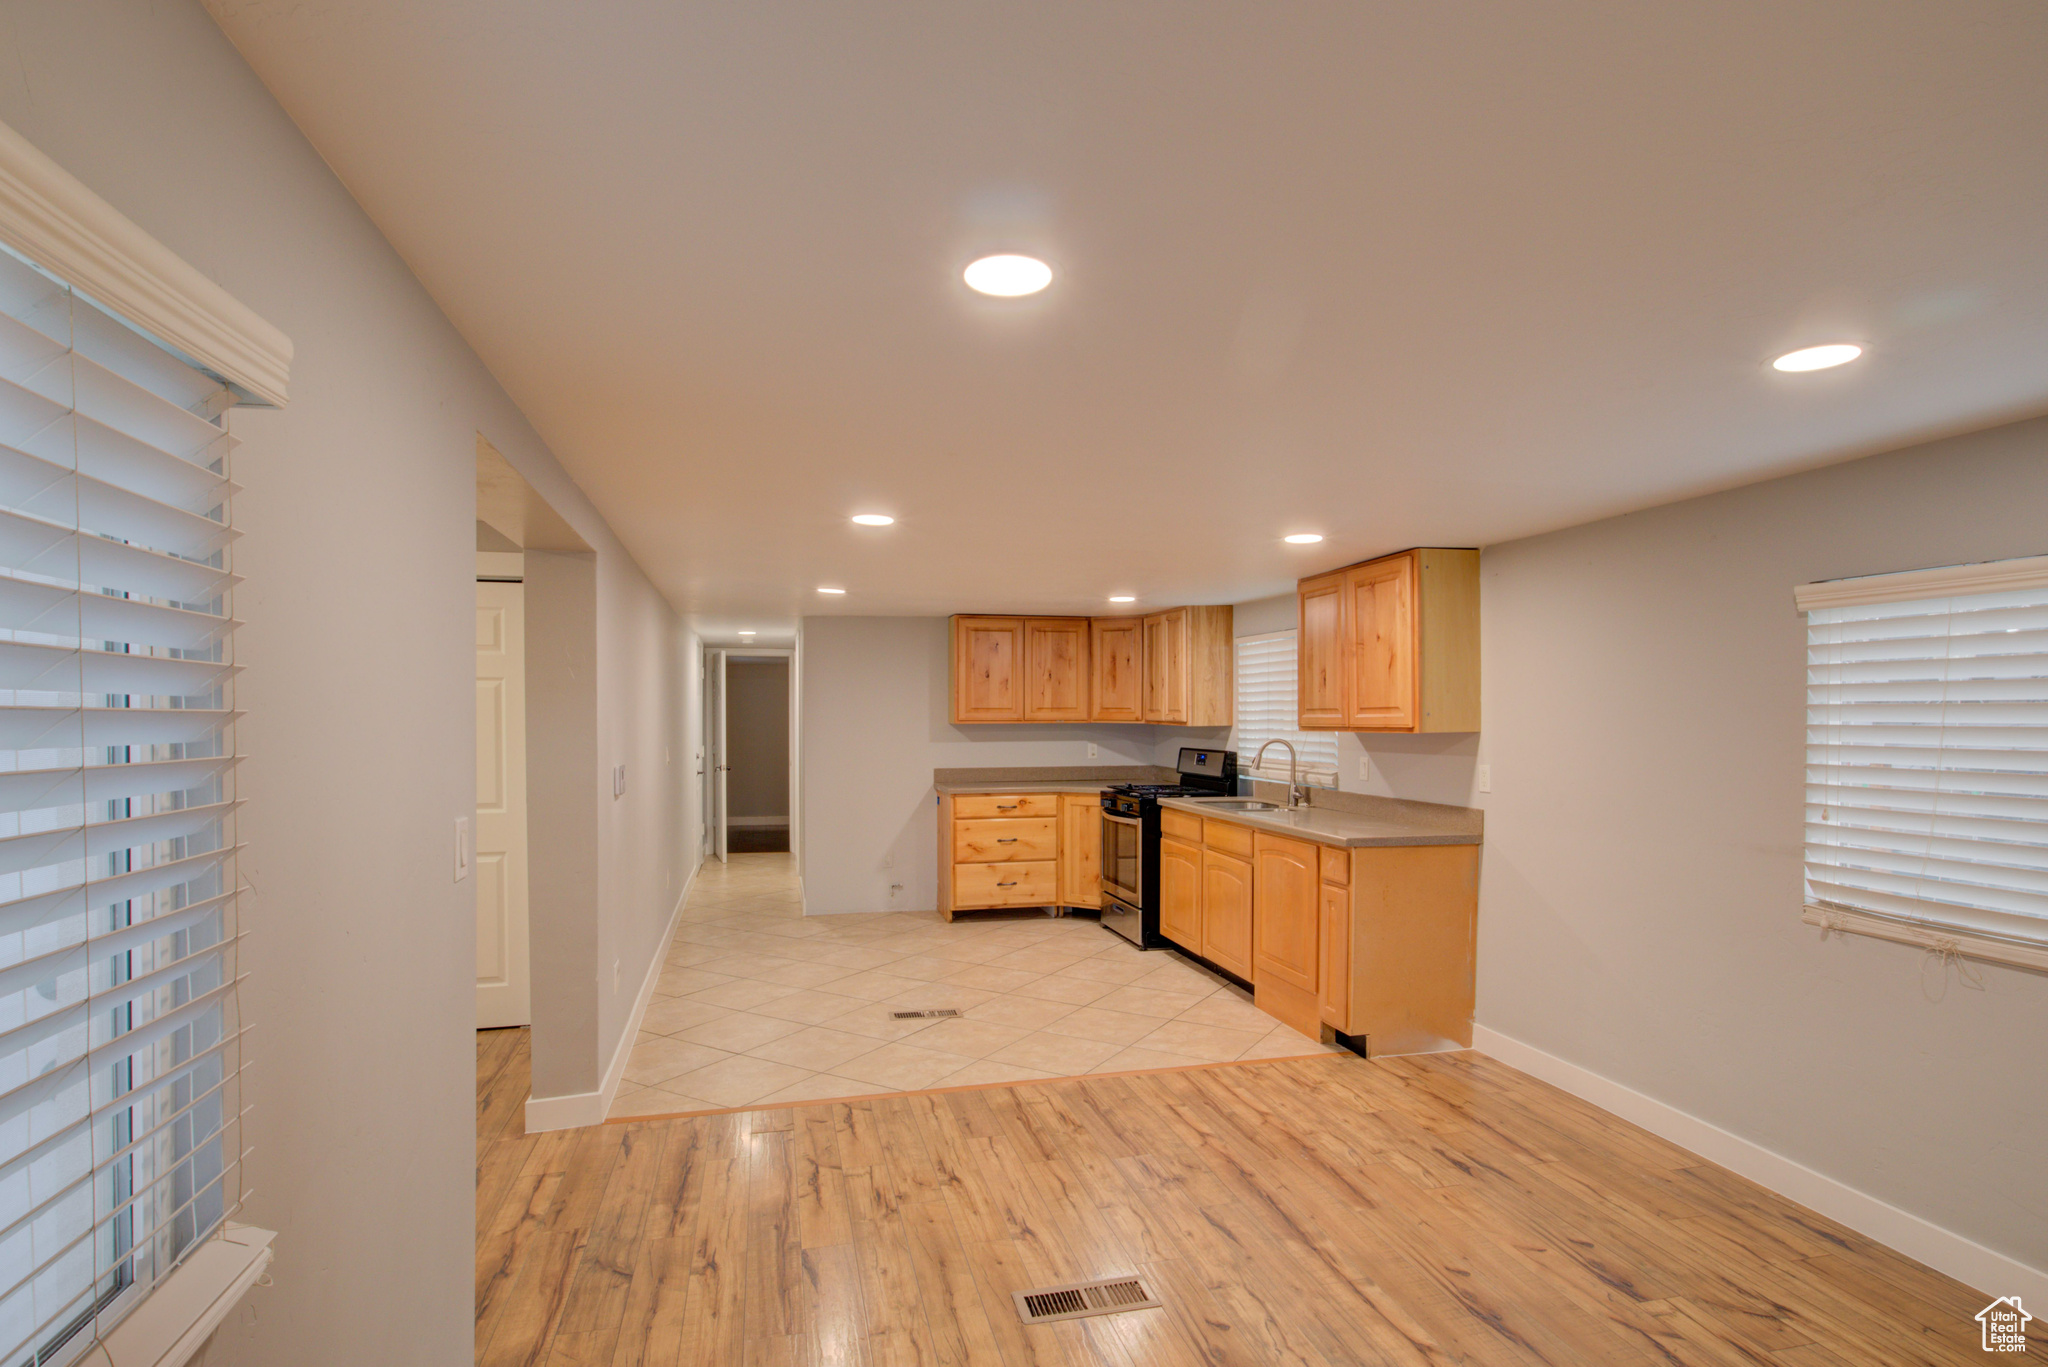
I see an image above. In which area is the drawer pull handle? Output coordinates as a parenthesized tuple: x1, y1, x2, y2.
(997, 880, 1018, 887)
(996, 804, 1018, 810)
(997, 838, 1018, 843)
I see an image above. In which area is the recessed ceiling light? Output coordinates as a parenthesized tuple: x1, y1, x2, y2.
(850, 513, 895, 526)
(818, 586, 847, 595)
(964, 254, 1052, 297)
(1772, 343, 1863, 373)
(1284, 533, 1324, 544)
(1108, 595, 1136, 603)
(738, 630, 756, 635)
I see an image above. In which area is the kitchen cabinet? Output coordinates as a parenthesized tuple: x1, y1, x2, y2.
(1058, 793, 1102, 908)
(1298, 572, 1346, 728)
(1201, 847, 1254, 980)
(1141, 605, 1234, 727)
(950, 610, 1230, 726)
(1024, 618, 1091, 722)
(951, 616, 1025, 723)
(938, 788, 1106, 919)
(1089, 617, 1144, 722)
(1296, 548, 1479, 733)
(1252, 832, 1321, 1037)
(1158, 835, 1202, 949)
(1320, 845, 1478, 1055)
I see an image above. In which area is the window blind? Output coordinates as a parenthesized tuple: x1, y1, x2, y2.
(1234, 631, 1338, 783)
(0, 246, 246, 1367)
(1802, 567, 2048, 961)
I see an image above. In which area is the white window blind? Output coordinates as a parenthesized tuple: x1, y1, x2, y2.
(1234, 631, 1339, 783)
(1801, 559, 2048, 968)
(0, 246, 246, 1367)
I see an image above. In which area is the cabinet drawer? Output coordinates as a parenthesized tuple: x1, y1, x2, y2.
(1319, 845, 1350, 886)
(952, 861, 1056, 907)
(953, 817, 1058, 863)
(1160, 807, 1203, 842)
(1203, 818, 1253, 859)
(952, 793, 1059, 819)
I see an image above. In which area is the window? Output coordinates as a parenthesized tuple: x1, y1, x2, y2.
(1799, 555, 2048, 970)
(0, 246, 247, 1365)
(1234, 631, 1339, 784)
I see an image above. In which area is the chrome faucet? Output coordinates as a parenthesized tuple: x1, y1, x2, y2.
(1251, 739, 1309, 808)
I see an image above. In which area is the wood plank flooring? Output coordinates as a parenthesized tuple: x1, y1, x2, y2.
(478, 1027, 2034, 1365)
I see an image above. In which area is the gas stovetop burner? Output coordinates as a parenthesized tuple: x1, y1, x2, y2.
(1108, 783, 1213, 797)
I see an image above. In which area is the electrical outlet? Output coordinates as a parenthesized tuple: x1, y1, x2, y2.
(882, 853, 893, 869)
(1086, 742, 1098, 759)
(453, 817, 472, 882)
(1477, 764, 1492, 794)
(1357, 755, 1370, 781)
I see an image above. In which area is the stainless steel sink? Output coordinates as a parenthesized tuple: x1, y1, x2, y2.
(1198, 800, 1282, 811)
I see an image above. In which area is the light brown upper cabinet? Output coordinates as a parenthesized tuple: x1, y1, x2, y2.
(951, 616, 1025, 723)
(1089, 617, 1144, 722)
(1296, 548, 1479, 733)
(952, 609, 1231, 725)
(1023, 618, 1091, 722)
(1141, 605, 1234, 727)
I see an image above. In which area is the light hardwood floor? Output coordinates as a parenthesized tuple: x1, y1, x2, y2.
(478, 1027, 2032, 1365)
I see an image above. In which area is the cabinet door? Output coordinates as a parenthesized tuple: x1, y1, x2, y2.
(952, 617, 1025, 723)
(1024, 618, 1091, 722)
(1142, 609, 1189, 724)
(1344, 555, 1417, 730)
(1202, 849, 1254, 980)
(1319, 882, 1350, 1031)
(1252, 833, 1320, 995)
(1298, 571, 1346, 728)
(1158, 836, 1202, 950)
(1090, 618, 1145, 722)
(1058, 794, 1102, 908)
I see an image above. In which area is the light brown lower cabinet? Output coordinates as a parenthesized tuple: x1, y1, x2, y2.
(1201, 848, 1253, 980)
(1252, 832, 1322, 1037)
(940, 790, 1105, 919)
(1158, 836, 1202, 949)
(1057, 793, 1102, 908)
(1319, 844, 1478, 1054)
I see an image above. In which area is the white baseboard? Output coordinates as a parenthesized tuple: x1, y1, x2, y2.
(1471, 1024, 2047, 1303)
(524, 857, 700, 1134)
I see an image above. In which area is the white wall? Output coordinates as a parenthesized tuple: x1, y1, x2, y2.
(798, 616, 1224, 913)
(1475, 415, 2048, 1273)
(0, 3, 693, 1360)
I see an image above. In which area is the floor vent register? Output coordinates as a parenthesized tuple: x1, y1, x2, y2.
(891, 1008, 961, 1019)
(1013, 1277, 1161, 1324)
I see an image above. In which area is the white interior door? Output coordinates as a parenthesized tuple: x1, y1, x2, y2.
(708, 648, 729, 862)
(476, 580, 531, 1027)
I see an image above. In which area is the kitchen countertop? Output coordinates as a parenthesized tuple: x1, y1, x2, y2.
(1158, 795, 1481, 848)
(935, 780, 1117, 795)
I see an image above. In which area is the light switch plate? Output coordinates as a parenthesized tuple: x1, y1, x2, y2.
(1477, 764, 1492, 794)
(1357, 755, 1370, 780)
(1086, 742, 1098, 759)
(613, 764, 626, 797)
(454, 817, 472, 882)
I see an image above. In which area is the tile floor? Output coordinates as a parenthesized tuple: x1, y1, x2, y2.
(607, 851, 1343, 1118)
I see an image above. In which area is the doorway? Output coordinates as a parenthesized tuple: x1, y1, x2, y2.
(703, 647, 794, 861)
(475, 553, 530, 1028)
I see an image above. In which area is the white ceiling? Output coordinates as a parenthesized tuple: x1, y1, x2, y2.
(206, 1, 2048, 638)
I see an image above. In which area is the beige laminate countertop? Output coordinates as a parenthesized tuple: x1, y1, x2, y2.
(1158, 795, 1481, 848)
(935, 781, 1112, 795)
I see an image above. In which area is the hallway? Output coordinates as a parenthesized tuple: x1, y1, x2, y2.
(609, 854, 1338, 1119)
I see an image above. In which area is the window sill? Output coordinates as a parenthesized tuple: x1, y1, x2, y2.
(79, 1224, 275, 1367)
(1802, 904, 2048, 973)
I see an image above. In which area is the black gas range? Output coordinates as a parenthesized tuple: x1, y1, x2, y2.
(1099, 747, 1237, 947)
